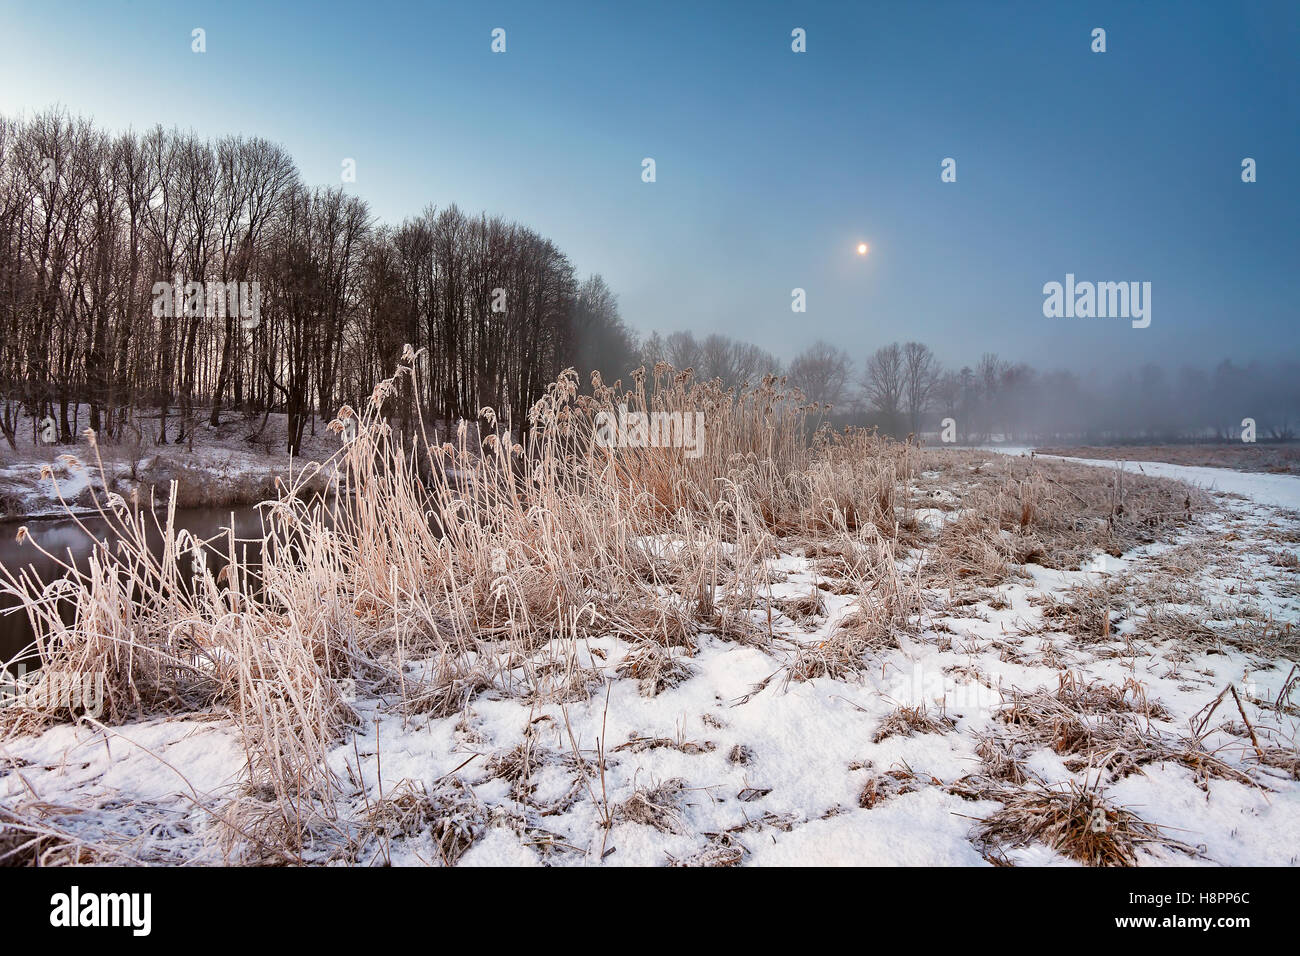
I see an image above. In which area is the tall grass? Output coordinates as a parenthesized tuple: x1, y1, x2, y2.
(0, 352, 1196, 861)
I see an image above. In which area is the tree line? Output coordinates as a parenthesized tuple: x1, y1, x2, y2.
(2, 108, 1294, 456)
(637, 331, 1300, 444)
(0, 109, 630, 454)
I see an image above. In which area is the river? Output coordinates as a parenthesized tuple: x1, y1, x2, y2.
(0, 505, 269, 667)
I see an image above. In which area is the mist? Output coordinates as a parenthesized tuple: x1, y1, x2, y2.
(622, 328, 1300, 444)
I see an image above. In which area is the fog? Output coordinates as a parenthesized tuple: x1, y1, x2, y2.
(617, 328, 1300, 444)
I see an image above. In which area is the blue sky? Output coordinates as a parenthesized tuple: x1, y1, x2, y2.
(1, 0, 1296, 375)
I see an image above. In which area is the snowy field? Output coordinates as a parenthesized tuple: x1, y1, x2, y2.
(2, 450, 1297, 866)
(1036, 453, 1300, 511)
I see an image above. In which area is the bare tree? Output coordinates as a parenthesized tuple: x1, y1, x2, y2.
(664, 330, 701, 372)
(863, 342, 904, 432)
(638, 330, 666, 369)
(901, 341, 940, 434)
(788, 340, 851, 406)
(572, 274, 638, 383)
(696, 333, 780, 388)
(974, 352, 1010, 441)
(699, 333, 736, 384)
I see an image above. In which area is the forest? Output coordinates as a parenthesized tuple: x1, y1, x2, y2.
(2, 108, 1295, 458)
(0, 108, 634, 455)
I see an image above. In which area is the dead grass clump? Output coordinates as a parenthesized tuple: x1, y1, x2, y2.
(790, 548, 920, 681)
(774, 426, 916, 540)
(1147, 542, 1215, 579)
(487, 738, 541, 800)
(1270, 550, 1299, 570)
(996, 683, 1154, 777)
(1136, 609, 1299, 661)
(364, 778, 486, 866)
(985, 590, 1011, 611)
(0, 805, 68, 866)
(517, 643, 606, 705)
(727, 744, 754, 765)
(858, 767, 929, 808)
(932, 514, 1013, 585)
(614, 734, 714, 755)
(1038, 585, 1126, 643)
(1133, 609, 1219, 649)
(700, 608, 768, 646)
(1229, 618, 1300, 661)
(805, 536, 882, 585)
(1000, 673, 1162, 728)
(0, 802, 145, 866)
(617, 778, 689, 834)
(616, 642, 692, 697)
(919, 450, 1203, 576)
(1254, 747, 1300, 780)
(789, 622, 896, 681)
(1055, 672, 1169, 718)
(776, 588, 828, 624)
(973, 780, 1191, 866)
(216, 784, 337, 865)
(872, 704, 956, 743)
(975, 735, 1029, 785)
(608, 602, 699, 650)
(995, 674, 1253, 787)
(402, 658, 495, 717)
(668, 832, 744, 866)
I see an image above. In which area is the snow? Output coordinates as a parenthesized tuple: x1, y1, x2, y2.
(0, 408, 342, 519)
(1034, 454, 1300, 511)
(745, 789, 998, 866)
(3, 448, 1299, 866)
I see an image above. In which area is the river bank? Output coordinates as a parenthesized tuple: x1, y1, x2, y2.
(3, 410, 1296, 865)
(0, 410, 340, 520)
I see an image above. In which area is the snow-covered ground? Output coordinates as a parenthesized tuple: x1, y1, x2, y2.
(1036, 454, 1300, 511)
(0, 411, 342, 519)
(3, 454, 1298, 866)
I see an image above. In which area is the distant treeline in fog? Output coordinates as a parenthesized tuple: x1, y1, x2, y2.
(633, 331, 1300, 444)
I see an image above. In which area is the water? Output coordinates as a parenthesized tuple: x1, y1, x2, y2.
(0, 505, 269, 667)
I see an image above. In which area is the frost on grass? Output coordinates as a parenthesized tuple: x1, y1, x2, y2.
(617, 778, 689, 835)
(972, 781, 1195, 867)
(871, 705, 957, 743)
(2, 358, 1299, 865)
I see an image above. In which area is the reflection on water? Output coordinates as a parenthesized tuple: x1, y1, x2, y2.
(0, 506, 269, 667)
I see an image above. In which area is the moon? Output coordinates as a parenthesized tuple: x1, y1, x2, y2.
(857, 242, 869, 256)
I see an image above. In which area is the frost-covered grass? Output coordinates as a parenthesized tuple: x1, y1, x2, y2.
(1, 358, 1297, 866)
